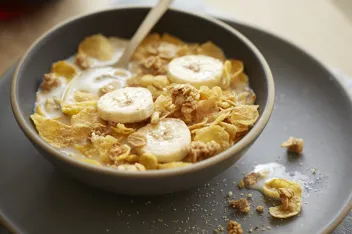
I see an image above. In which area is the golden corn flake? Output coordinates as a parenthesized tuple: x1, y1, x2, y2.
(74, 90, 98, 102)
(221, 60, 232, 89)
(196, 99, 218, 122)
(157, 162, 192, 169)
(269, 189, 302, 218)
(218, 122, 237, 142)
(112, 123, 135, 135)
(197, 41, 225, 62)
(188, 117, 208, 130)
(78, 34, 114, 61)
(194, 125, 230, 149)
(61, 101, 97, 115)
(71, 107, 104, 130)
(230, 105, 259, 126)
(31, 114, 90, 147)
(75, 143, 98, 158)
(263, 178, 302, 199)
(235, 89, 256, 105)
(139, 153, 158, 170)
(232, 73, 249, 91)
(228, 59, 244, 86)
(51, 60, 77, 81)
(72, 156, 101, 166)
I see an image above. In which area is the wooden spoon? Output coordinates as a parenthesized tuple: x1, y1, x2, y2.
(115, 0, 174, 68)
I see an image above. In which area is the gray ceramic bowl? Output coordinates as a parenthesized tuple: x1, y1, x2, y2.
(11, 7, 274, 195)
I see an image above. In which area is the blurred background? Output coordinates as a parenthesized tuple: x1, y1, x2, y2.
(0, 0, 352, 77)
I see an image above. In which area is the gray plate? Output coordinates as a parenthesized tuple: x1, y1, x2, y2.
(1, 21, 352, 234)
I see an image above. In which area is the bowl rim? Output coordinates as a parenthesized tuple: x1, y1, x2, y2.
(10, 5, 275, 178)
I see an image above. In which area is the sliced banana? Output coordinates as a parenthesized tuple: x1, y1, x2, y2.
(97, 87, 154, 123)
(136, 118, 191, 163)
(167, 55, 223, 88)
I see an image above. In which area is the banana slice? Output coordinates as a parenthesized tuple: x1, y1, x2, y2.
(136, 118, 191, 163)
(97, 87, 154, 123)
(167, 55, 223, 88)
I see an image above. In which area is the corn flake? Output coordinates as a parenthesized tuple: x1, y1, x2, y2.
(75, 143, 98, 158)
(197, 41, 225, 62)
(72, 156, 101, 166)
(269, 189, 302, 218)
(230, 105, 259, 126)
(78, 34, 114, 61)
(71, 107, 104, 130)
(61, 101, 97, 115)
(194, 125, 230, 149)
(51, 61, 77, 81)
(263, 178, 302, 199)
(31, 114, 90, 147)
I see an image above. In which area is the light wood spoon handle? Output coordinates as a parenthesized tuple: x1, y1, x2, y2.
(116, 0, 174, 68)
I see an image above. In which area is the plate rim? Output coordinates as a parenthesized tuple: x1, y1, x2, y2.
(1, 16, 352, 234)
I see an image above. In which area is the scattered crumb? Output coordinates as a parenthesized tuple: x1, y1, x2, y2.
(238, 179, 244, 189)
(311, 168, 317, 174)
(256, 205, 264, 213)
(247, 193, 253, 199)
(228, 191, 233, 197)
(281, 137, 304, 154)
(227, 220, 243, 234)
(229, 198, 250, 213)
(243, 172, 259, 188)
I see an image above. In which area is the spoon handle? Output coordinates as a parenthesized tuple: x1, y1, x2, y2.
(116, 0, 174, 68)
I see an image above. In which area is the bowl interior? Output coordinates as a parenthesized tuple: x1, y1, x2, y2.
(12, 8, 273, 175)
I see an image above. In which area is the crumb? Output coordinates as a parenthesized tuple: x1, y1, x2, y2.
(228, 191, 233, 197)
(243, 172, 259, 188)
(238, 179, 244, 189)
(40, 73, 60, 91)
(311, 168, 317, 174)
(229, 198, 250, 213)
(281, 137, 304, 154)
(247, 193, 253, 199)
(227, 220, 243, 234)
(256, 205, 264, 213)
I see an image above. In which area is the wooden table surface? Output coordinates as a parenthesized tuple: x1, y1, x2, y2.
(1, 0, 352, 76)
